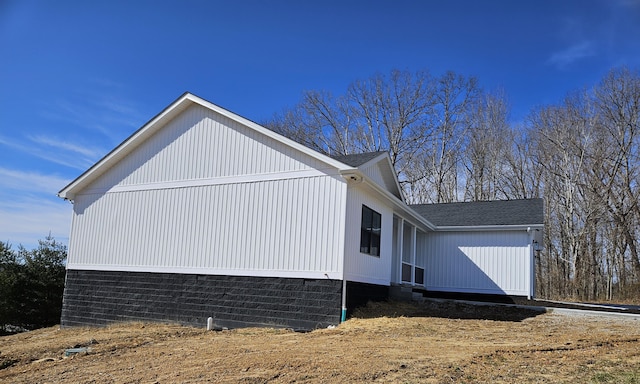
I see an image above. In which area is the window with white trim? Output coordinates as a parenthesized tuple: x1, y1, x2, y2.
(360, 205, 381, 256)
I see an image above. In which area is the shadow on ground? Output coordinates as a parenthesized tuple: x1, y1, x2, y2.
(351, 299, 545, 322)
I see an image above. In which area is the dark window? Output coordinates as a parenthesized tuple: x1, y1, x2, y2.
(360, 205, 381, 256)
(415, 267, 425, 285)
(402, 263, 412, 282)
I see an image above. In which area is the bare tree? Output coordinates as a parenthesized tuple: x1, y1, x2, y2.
(265, 90, 356, 155)
(266, 66, 640, 302)
(265, 69, 437, 201)
(463, 90, 512, 201)
(410, 71, 481, 203)
(594, 67, 640, 295)
(346, 69, 436, 183)
(525, 67, 640, 301)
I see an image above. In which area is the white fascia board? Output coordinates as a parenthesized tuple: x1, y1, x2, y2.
(342, 169, 436, 232)
(384, 155, 405, 203)
(58, 92, 353, 200)
(435, 224, 545, 232)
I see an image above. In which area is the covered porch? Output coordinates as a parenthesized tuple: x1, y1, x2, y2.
(391, 215, 430, 287)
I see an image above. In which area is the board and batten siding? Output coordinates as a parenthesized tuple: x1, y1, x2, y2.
(423, 231, 532, 297)
(359, 161, 401, 199)
(343, 185, 393, 285)
(360, 163, 386, 191)
(67, 104, 348, 280)
(83, 104, 331, 193)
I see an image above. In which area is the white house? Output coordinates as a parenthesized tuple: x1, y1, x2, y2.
(58, 92, 544, 330)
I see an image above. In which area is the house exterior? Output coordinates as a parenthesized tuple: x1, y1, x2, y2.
(411, 200, 543, 297)
(58, 92, 544, 330)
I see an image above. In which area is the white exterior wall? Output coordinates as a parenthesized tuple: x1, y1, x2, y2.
(360, 163, 386, 191)
(424, 230, 532, 296)
(67, 105, 347, 279)
(359, 161, 401, 199)
(84, 105, 329, 193)
(343, 185, 394, 285)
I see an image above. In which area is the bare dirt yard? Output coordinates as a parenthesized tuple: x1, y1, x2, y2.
(1, 300, 639, 383)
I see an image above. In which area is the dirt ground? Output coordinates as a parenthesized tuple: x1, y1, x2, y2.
(1, 300, 639, 383)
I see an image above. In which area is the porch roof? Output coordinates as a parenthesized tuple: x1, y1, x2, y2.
(410, 199, 544, 227)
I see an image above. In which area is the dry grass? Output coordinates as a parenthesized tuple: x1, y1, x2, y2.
(1, 300, 639, 383)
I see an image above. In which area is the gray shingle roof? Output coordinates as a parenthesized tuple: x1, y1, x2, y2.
(410, 199, 544, 227)
(331, 151, 387, 167)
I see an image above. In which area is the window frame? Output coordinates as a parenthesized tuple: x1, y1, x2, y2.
(360, 205, 381, 257)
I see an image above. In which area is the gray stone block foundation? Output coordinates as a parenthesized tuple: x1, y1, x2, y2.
(61, 270, 343, 331)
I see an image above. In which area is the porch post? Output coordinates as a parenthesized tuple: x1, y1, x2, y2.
(397, 218, 404, 283)
(411, 225, 416, 285)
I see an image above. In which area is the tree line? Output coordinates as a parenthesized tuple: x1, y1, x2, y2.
(0, 236, 66, 333)
(265, 66, 640, 302)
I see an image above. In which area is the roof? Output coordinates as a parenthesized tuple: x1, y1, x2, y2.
(331, 151, 388, 167)
(410, 199, 544, 227)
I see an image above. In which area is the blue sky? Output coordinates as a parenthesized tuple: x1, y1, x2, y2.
(1, 0, 639, 249)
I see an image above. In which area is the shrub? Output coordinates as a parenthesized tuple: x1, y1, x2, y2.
(0, 235, 67, 333)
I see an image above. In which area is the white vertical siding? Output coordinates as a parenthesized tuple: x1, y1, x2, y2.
(87, 104, 327, 192)
(360, 161, 401, 199)
(343, 186, 393, 285)
(67, 103, 349, 279)
(68, 176, 347, 278)
(361, 163, 386, 190)
(424, 231, 531, 296)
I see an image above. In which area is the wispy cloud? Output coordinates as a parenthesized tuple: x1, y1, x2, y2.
(0, 167, 72, 248)
(547, 41, 596, 68)
(0, 196, 71, 249)
(0, 167, 71, 194)
(28, 135, 104, 159)
(0, 135, 100, 170)
(548, 1, 640, 69)
(0, 80, 144, 248)
(40, 90, 146, 144)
